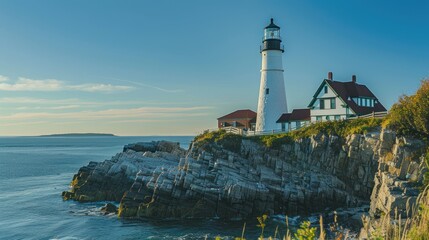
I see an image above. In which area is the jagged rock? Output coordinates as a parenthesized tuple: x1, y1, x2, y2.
(360, 133, 427, 238)
(101, 203, 118, 214)
(62, 141, 185, 202)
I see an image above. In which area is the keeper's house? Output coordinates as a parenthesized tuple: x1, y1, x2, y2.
(308, 72, 387, 122)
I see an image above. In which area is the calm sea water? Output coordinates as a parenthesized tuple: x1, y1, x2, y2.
(0, 136, 279, 240)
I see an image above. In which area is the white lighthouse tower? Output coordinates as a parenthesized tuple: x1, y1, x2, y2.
(256, 18, 288, 132)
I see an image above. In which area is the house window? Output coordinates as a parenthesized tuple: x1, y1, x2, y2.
(316, 116, 322, 121)
(296, 121, 301, 128)
(281, 123, 286, 132)
(330, 98, 336, 109)
(320, 99, 325, 109)
(324, 86, 328, 94)
(326, 115, 330, 120)
(335, 115, 341, 120)
(266, 88, 269, 95)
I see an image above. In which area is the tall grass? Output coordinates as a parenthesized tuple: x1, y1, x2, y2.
(232, 213, 352, 240)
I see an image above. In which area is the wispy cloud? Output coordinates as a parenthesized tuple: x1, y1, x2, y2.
(0, 97, 188, 107)
(15, 105, 81, 110)
(68, 83, 132, 92)
(0, 78, 63, 91)
(0, 75, 9, 82)
(0, 106, 212, 121)
(0, 76, 133, 92)
(108, 77, 183, 93)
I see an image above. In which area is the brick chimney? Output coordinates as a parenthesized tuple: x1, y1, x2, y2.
(328, 72, 333, 80)
(352, 75, 357, 83)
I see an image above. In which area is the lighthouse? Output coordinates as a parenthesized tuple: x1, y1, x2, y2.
(255, 18, 288, 132)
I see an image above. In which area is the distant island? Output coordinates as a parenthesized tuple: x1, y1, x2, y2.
(38, 133, 116, 137)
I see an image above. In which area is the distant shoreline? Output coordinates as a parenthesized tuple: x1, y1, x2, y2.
(38, 133, 117, 137)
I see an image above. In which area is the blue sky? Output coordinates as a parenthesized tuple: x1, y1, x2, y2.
(0, 0, 428, 136)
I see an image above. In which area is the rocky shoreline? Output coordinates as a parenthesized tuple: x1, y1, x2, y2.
(62, 130, 427, 236)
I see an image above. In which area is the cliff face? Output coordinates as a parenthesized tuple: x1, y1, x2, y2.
(118, 133, 384, 219)
(359, 131, 427, 238)
(64, 130, 406, 221)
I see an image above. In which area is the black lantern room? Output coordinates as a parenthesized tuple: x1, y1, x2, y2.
(261, 18, 284, 52)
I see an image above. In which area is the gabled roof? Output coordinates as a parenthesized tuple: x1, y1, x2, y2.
(277, 109, 311, 123)
(308, 79, 387, 116)
(217, 109, 257, 120)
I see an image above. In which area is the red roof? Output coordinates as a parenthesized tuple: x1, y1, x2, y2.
(277, 109, 311, 123)
(217, 109, 257, 120)
(309, 79, 387, 116)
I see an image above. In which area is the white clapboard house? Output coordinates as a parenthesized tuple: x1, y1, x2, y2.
(308, 72, 387, 122)
(276, 72, 387, 131)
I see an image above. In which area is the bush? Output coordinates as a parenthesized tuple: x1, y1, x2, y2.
(383, 80, 429, 142)
(294, 221, 317, 240)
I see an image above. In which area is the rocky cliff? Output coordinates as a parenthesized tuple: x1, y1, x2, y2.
(359, 131, 427, 238)
(63, 129, 423, 222)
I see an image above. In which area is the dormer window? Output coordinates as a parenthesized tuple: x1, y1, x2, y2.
(353, 97, 376, 107)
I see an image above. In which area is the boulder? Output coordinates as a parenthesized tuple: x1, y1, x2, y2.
(101, 203, 118, 214)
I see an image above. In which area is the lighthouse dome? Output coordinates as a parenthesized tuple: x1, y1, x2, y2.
(265, 18, 280, 29)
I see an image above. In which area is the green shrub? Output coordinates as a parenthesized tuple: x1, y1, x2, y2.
(294, 221, 316, 240)
(383, 80, 429, 142)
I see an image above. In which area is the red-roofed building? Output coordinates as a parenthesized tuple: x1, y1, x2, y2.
(308, 72, 387, 122)
(276, 109, 310, 131)
(217, 109, 257, 130)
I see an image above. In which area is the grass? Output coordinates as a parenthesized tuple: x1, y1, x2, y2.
(227, 213, 348, 240)
(249, 118, 382, 149)
(194, 129, 243, 153)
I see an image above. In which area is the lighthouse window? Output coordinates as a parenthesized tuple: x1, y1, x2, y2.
(265, 88, 269, 95)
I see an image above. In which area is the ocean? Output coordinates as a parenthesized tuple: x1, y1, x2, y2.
(0, 136, 285, 240)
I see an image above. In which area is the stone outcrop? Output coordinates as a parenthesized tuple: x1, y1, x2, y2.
(359, 130, 427, 238)
(370, 130, 426, 218)
(63, 131, 390, 220)
(62, 141, 186, 202)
